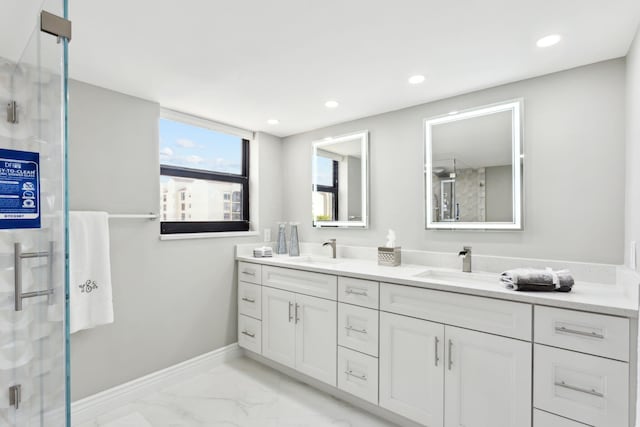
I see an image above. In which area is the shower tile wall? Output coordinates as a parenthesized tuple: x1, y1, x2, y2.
(456, 168, 486, 222)
(432, 168, 486, 222)
(0, 55, 66, 425)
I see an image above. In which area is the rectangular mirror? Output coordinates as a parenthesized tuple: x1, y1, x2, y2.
(312, 131, 368, 228)
(425, 100, 523, 230)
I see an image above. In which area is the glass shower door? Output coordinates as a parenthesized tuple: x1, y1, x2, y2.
(0, 1, 69, 425)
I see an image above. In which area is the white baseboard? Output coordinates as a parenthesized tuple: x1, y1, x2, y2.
(71, 343, 243, 425)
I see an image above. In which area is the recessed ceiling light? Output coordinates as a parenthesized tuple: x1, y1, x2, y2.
(325, 100, 339, 109)
(267, 119, 279, 125)
(408, 75, 425, 84)
(536, 34, 562, 48)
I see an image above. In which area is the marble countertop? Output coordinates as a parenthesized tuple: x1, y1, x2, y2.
(236, 253, 639, 318)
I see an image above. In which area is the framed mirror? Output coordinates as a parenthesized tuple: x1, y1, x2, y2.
(312, 131, 368, 228)
(425, 100, 523, 230)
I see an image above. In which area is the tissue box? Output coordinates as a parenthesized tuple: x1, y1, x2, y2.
(378, 246, 401, 266)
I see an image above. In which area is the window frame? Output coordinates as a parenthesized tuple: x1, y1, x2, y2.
(313, 159, 339, 221)
(159, 112, 250, 235)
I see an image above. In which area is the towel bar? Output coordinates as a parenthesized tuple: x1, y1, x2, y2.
(14, 242, 54, 311)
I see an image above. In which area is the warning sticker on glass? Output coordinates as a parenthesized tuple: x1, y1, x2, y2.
(0, 148, 40, 229)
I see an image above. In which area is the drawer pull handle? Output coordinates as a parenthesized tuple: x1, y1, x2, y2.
(554, 381, 604, 398)
(241, 330, 255, 338)
(241, 297, 255, 303)
(288, 301, 294, 322)
(345, 288, 368, 297)
(555, 326, 604, 339)
(448, 339, 453, 370)
(434, 336, 440, 367)
(344, 325, 367, 334)
(295, 303, 300, 324)
(344, 370, 367, 381)
(242, 270, 256, 276)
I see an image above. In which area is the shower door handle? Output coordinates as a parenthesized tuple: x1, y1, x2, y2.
(14, 242, 55, 311)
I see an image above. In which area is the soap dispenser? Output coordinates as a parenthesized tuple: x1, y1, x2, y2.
(276, 222, 287, 254)
(289, 222, 300, 256)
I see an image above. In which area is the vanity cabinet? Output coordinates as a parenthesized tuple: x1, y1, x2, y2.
(261, 286, 296, 367)
(379, 312, 445, 426)
(261, 279, 337, 386)
(379, 312, 531, 427)
(444, 326, 532, 427)
(237, 260, 635, 427)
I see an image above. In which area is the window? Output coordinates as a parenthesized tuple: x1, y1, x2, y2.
(159, 114, 250, 234)
(313, 156, 339, 221)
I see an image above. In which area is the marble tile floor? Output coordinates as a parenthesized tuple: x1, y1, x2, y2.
(76, 356, 396, 427)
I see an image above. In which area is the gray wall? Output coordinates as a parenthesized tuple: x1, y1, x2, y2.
(282, 59, 626, 264)
(485, 165, 513, 222)
(68, 80, 282, 399)
(626, 26, 640, 271)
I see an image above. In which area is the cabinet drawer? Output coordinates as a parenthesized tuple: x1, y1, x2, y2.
(262, 266, 337, 300)
(238, 262, 262, 284)
(534, 306, 629, 361)
(338, 303, 379, 357)
(238, 315, 261, 354)
(338, 346, 378, 405)
(534, 344, 628, 427)
(338, 277, 379, 309)
(533, 410, 589, 427)
(238, 281, 262, 320)
(380, 283, 532, 340)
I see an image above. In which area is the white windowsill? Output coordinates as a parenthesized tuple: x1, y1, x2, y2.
(159, 231, 260, 241)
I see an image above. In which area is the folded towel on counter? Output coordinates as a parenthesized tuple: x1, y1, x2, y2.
(500, 268, 574, 292)
(69, 211, 114, 333)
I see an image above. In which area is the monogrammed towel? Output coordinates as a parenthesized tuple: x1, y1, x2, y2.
(69, 211, 114, 333)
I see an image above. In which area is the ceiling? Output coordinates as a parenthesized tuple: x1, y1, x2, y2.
(1, 1, 639, 137)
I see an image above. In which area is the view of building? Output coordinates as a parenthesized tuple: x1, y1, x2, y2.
(160, 177, 242, 221)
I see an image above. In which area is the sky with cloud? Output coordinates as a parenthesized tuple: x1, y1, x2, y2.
(159, 118, 242, 174)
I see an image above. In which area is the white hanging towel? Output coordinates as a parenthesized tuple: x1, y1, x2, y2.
(69, 211, 114, 333)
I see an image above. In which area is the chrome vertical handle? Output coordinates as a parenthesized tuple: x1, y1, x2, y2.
(448, 339, 453, 370)
(288, 301, 293, 322)
(14, 243, 22, 311)
(9, 384, 21, 409)
(295, 303, 300, 324)
(434, 337, 440, 367)
(14, 242, 55, 311)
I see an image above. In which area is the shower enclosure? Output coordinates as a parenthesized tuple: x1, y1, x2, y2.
(0, 0, 70, 425)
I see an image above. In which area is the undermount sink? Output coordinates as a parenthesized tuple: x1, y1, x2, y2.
(413, 269, 497, 284)
(286, 255, 344, 266)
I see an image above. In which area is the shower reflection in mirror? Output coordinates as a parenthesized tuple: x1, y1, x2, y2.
(425, 100, 523, 230)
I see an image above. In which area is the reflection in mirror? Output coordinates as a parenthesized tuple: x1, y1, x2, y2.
(425, 100, 522, 230)
(312, 131, 368, 228)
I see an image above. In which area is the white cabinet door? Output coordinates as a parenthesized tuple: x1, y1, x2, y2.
(379, 312, 444, 427)
(444, 326, 531, 427)
(294, 293, 337, 386)
(262, 286, 296, 369)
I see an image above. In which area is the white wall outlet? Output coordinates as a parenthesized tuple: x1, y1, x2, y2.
(631, 241, 637, 270)
(264, 228, 271, 243)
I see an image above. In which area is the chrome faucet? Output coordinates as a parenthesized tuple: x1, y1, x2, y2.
(458, 246, 472, 273)
(322, 239, 337, 259)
